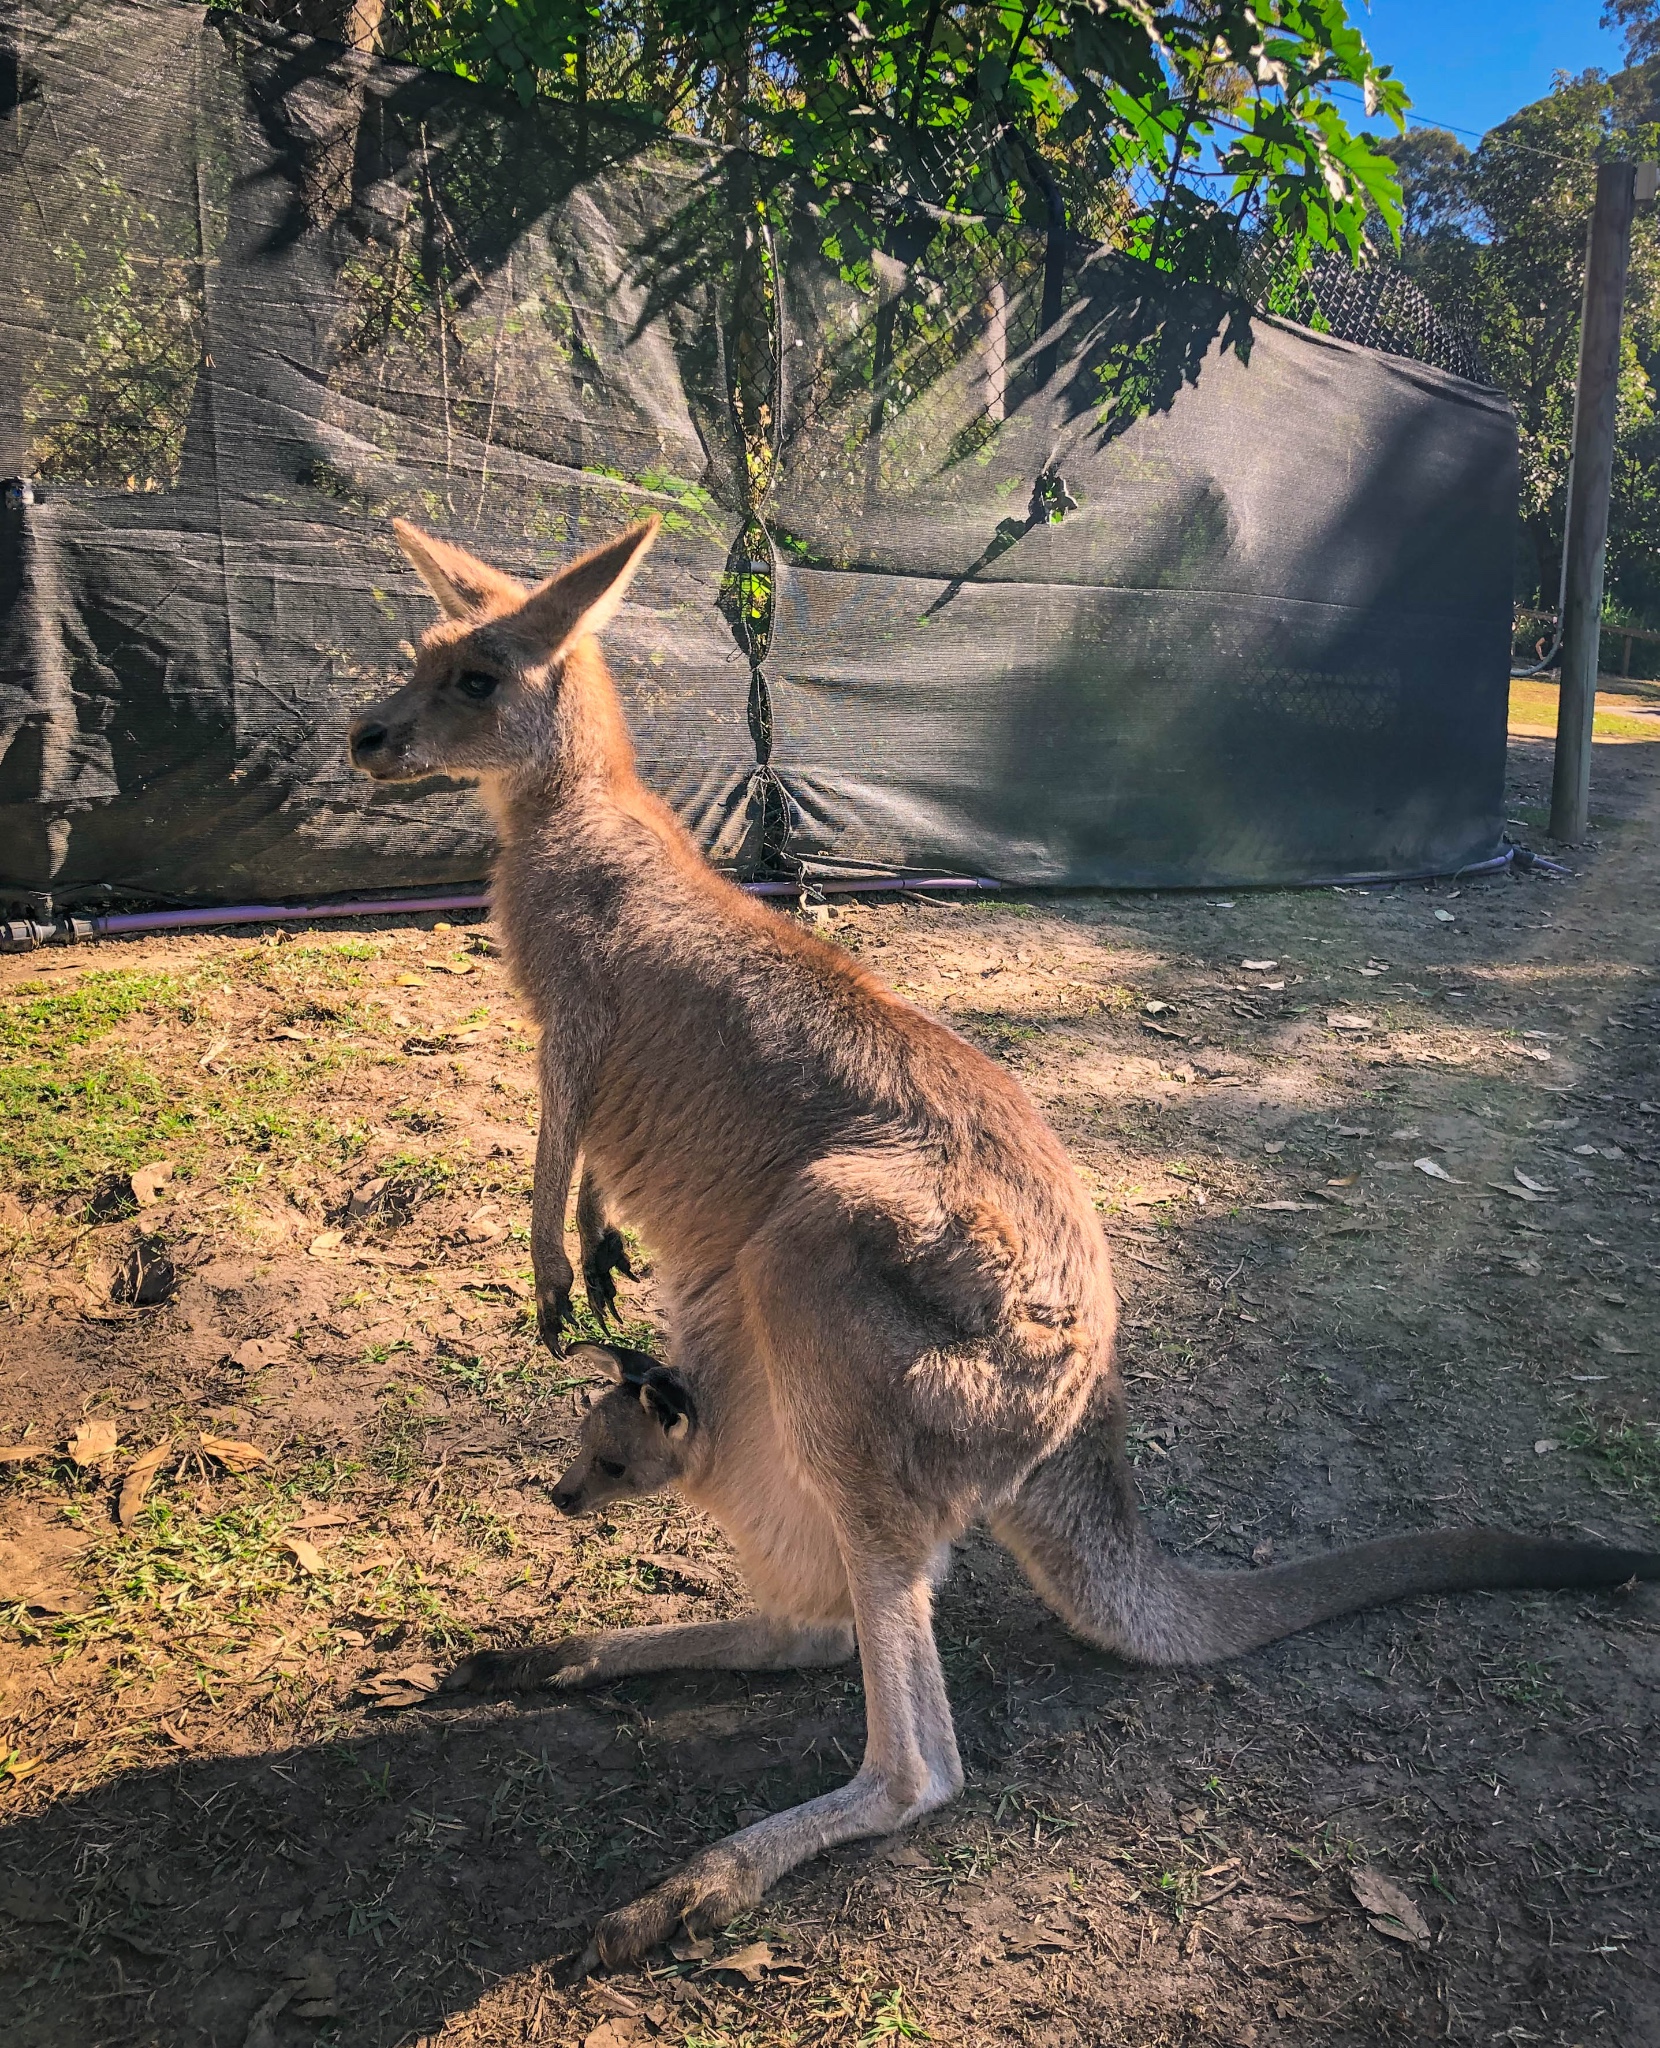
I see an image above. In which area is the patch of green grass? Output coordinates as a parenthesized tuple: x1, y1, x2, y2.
(0, 971, 212, 1195)
(282, 1453, 366, 1500)
(0, 1053, 203, 1197)
(1566, 1409, 1660, 1504)
(9, 1494, 305, 1661)
(860, 1990, 928, 2044)
(0, 969, 185, 1053)
(1485, 1658, 1572, 1716)
(233, 940, 378, 995)
(371, 1382, 431, 1487)
(449, 1500, 518, 1556)
(923, 1841, 998, 1892)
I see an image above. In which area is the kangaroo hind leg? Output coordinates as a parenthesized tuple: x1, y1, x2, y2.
(589, 1520, 962, 1969)
(447, 1615, 854, 1694)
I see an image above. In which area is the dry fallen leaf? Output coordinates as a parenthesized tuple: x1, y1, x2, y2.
(703, 1941, 777, 1983)
(1514, 1170, 1555, 1194)
(1261, 1901, 1328, 1926)
(1533, 1439, 1562, 1456)
(200, 1435, 270, 1473)
(284, 1536, 325, 1574)
(1595, 1333, 1639, 1355)
(0, 1876, 70, 1921)
(0, 1443, 49, 1466)
(668, 1929, 714, 1962)
(129, 1160, 175, 1207)
(1434, 909, 1455, 922)
(1413, 1157, 1457, 1183)
(1241, 958, 1278, 971)
(307, 1230, 345, 1259)
(1349, 1867, 1430, 1949)
(582, 2022, 643, 2048)
(241, 1985, 296, 2048)
(358, 1664, 442, 1709)
(427, 958, 475, 975)
(1326, 1011, 1375, 1032)
(117, 1442, 172, 1525)
(68, 1418, 118, 1468)
(199, 1036, 231, 1071)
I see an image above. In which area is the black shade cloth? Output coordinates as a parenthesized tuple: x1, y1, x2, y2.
(1, 1, 1518, 909)
(1, 0, 754, 904)
(764, 235, 1516, 887)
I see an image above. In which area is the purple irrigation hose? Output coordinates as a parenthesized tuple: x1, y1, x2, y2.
(745, 876, 1000, 898)
(94, 893, 492, 935)
(0, 876, 999, 951)
(0, 848, 1557, 954)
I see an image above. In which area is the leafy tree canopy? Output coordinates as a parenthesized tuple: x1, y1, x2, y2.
(337, 0, 1410, 282)
(1374, 65, 1660, 631)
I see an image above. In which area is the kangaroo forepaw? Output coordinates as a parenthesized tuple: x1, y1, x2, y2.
(592, 1844, 763, 1969)
(581, 1228, 635, 1327)
(536, 1284, 574, 1356)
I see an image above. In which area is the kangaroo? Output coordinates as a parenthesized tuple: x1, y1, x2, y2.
(349, 515, 1659, 1970)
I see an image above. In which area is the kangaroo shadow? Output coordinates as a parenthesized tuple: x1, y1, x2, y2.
(0, 1666, 837, 2044)
(0, 1543, 1155, 2046)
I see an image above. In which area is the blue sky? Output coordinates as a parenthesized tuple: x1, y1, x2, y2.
(1343, 1, 1628, 143)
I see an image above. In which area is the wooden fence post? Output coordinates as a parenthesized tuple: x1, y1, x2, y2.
(1550, 163, 1651, 841)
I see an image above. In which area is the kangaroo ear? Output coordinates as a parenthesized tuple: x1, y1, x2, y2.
(638, 1367, 695, 1443)
(393, 519, 526, 620)
(511, 516, 661, 662)
(567, 1341, 626, 1383)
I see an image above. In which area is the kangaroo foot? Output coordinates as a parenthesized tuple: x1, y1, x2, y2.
(443, 1637, 605, 1693)
(590, 1841, 764, 1970)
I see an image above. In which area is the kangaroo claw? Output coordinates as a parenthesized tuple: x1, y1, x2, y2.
(582, 1228, 635, 1327)
(537, 1286, 574, 1356)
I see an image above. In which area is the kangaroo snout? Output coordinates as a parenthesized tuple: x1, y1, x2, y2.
(348, 715, 395, 771)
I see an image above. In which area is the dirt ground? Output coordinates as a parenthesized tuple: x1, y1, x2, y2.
(3, 729, 1659, 2048)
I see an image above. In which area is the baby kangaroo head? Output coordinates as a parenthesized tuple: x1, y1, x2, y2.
(550, 1342, 697, 1517)
(348, 515, 659, 787)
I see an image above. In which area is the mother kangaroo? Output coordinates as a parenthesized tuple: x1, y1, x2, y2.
(350, 515, 1657, 1968)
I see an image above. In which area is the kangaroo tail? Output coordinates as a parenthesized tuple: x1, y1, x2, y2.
(992, 1399, 1659, 1669)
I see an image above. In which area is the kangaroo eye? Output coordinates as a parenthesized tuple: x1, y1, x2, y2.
(456, 670, 498, 701)
(597, 1457, 627, 1480)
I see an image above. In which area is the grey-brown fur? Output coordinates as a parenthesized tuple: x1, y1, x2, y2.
(350, 516, 1659, 1971)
